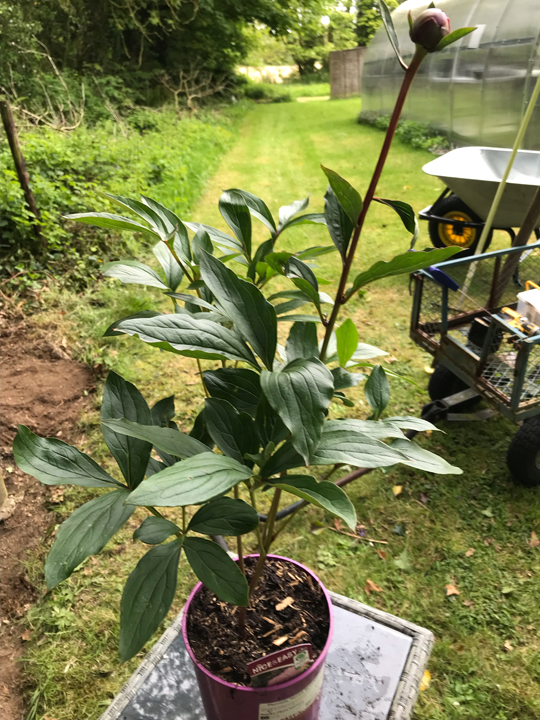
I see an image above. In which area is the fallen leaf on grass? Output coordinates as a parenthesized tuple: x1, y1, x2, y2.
(465, 548, 475, 557)
(365, 579, 384, 595)
(463, 600, 474, 607)
(333, 519, 343, 531)
(419, 493, 429, 504)
(503, 640, 514, 652)
(529, 531, 539, 549)
(392, 485, 403, 497)
(445, 584, 460, 596)
(392, 523, 406, 536)
(21, 629, 32, 642)
(376, 549, 389, 561)
(480, 507, 494, 518)
(393, 549, 412, 571)
(419, 670, 431, 692)
(424, 365, 435, 374)
(275, 597, 294, 612)
(501, 586, 514, 595)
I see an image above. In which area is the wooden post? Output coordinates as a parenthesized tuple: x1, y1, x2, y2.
(0, 96, 44, 248)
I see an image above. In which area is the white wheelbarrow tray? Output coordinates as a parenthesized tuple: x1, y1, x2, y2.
(422, 147, 540, 229)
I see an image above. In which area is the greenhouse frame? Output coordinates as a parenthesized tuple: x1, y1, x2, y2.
(362, 0, 540, 150)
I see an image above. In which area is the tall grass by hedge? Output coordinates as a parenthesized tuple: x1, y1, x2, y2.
(0, 104, 246, 293)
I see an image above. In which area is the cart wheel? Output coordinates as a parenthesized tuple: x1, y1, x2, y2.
(428, 195, 492, 256)
(507, 417, 540, 487)
(428, 364, 480, 411)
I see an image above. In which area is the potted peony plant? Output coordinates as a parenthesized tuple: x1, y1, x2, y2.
(13, 5, 475, 719)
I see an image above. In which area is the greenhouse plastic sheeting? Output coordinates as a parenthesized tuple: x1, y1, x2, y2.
(362, 0, 540, 150)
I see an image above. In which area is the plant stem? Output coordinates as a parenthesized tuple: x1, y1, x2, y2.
(320, 48, 426, 361)
(234, 485, 245, 576)
(182, 507, 187, 533)
(196, 358, 210, 397)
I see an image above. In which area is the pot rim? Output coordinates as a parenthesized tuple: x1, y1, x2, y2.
(181, 553, 334, 693)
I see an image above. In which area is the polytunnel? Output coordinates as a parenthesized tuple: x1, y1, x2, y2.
(362, 0, 540, 150)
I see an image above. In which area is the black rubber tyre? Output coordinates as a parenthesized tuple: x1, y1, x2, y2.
(428, 364, 480, 411)
(428, 194, 493, 257)
(507, 417, 540, 487)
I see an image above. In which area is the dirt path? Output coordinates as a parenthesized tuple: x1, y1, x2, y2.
(0, 312, 95, 720)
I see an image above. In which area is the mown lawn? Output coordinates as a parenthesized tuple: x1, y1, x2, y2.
(23, 98, 540, 720)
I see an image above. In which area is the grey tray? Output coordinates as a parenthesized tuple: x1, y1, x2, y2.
(100, 592, 433, 720)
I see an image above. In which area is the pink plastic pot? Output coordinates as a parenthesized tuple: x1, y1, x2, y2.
(182, 554, 334, 720)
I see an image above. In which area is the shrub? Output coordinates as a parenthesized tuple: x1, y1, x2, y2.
(0, 105, 244, 292)
(358, 110, 450, 154)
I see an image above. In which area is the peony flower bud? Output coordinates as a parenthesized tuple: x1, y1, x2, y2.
(410, 8, 451, 52)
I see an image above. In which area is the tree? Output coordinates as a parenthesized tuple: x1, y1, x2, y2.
(356, 0, 401, 47)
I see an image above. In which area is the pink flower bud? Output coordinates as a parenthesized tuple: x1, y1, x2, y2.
(410, 8, 451, 52)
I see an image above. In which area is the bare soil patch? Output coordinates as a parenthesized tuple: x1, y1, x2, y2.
(1, 314, 95, 720)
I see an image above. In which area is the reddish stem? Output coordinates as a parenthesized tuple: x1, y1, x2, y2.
(320, 48, 426, 361)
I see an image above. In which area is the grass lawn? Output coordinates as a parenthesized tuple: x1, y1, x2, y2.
(22, 98, 540, 720)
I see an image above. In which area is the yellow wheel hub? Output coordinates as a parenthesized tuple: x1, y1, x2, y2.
(438, 211, 476, 248)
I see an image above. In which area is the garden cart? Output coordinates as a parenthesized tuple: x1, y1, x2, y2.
(410, 240, 540, 487)
(419, 147, 540, 255)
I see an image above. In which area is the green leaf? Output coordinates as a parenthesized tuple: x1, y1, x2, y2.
(285, 322, 319, 362)
(103, 311, 163, 337)
(269, 474, 356, 530)
(219, 190, 252, 258)
(385, 416, 439, 433)
(261, 358, 334, 464)
(324, 187, 354, 262)
(199, 252, 276, 369)
(390, 439, 462, 474)
(277, 314, 321, 323)
(114, 313, 259, 367)
(332, 418, 404, 440)
(119, 540, 182, 661)
(103, 192, 170, 233)
(278, 196, 309, 229)
(321, 166, 363, 225)
(204, 398, 259, 465)
(296, 245, 336, 260)
(102, 260, 168, 290)
(204, 368, 261, 417)
(101, 418, 209, 459)
(134, 516, 180, 545)
(255, 394, 288, 448)
(275, 298, 310, 316)
(260, 441, 304, 477)
(378, 0, 406, 69)
(184, 537, 249, 606)
(64, 212, 160, 238)
(189, 408, 214, 449)
(336, 319, 359, 367)
(13, 425, 121, 488)
(184, 222, 244, 254)
(365, 365, 390, 419)
(191, 227, 214, 265)
(350, 248, 460, 294)
(373, 198, 416, 235)
(126, 453, 253, 507)
(153, 241, 183, 292)
(188, 497, 259, 536)
(101, 372, 153, 490)
(151, 396, 175, 427)
(227, 188, 276, 235)
(331, 367, 364, 390)
(281, 212, 326, 230)
(435, 27, 477, 52)
(166, 292, 215, 312)
(141, 194, 191, 261)
(350, 343, 389, 361)
(310, 420, 406, 468)
(285, 256, 318, 292)
(45, 489, 134, 588)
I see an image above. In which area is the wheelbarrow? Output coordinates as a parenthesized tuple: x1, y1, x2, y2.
(419, 147, 540, 256)
(410, 240, 540, 487)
